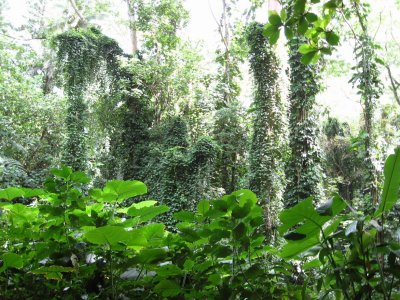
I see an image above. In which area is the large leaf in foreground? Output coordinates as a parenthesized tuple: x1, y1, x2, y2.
(103, 180, 147, 202)
(85, 226, 128, 245)
(375, 147, 400, 216)
(279, 196, 346, 258)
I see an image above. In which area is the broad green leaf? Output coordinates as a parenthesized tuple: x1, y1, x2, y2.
(70, 171, 91, 184)
(104, 180, 147, 202)
(135, 248, 167, 264)
(233, 189, 258, 206)
(127, 204, 169, 222)
(303, 259, 321, 270)
(155, 279, 181, 297)
(278, 197, 346, 258)
(280, 236, 320, 258)
(269, 29, 280, 45)
(284, 27, 294, 39)
(298, 17, 309, 35)
(197, 200, 210, 215)
(131, 200, 157, 209)
(51, 166, 73, 180)
(280, 9, 287, 22)
(125, 229, 148, 247)
(0, 187, 25, 200)
(268, 11, 282, 26)
(173, 211, 195, 222)
(375, 147, 400, 216)
(301, 51, 318, 64)
(138, 223, 165, 242)
(305, 12, 318, 23)
(232, 201, 251, 219)
(179, 227, 201, 243)
(233, 222, 246, 240)
(0, 253, 23, 271)
(32, 265, 74, 280)
(263, 24, 280, 44)
(19, 188, 45, 198)
(325, 31, 339, 46)
(156, 264, 182, 276)
(183, 259, 195, 271)
(84, 226, 130, 245)
(9, 204, 39, 224)
(298, 44, 316, 54)
(90, 188, 117, 203)
(294, 0, 306, 15)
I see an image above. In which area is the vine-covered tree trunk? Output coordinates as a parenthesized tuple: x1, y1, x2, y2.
(247, 23, 286, 237)
(284, 37, 324, 207)
(62, 83, 87, 171)
(351, 2, 382, 206)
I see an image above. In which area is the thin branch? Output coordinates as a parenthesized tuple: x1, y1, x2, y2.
(67, 0, 87, 25)
(386, 64, 400, 106)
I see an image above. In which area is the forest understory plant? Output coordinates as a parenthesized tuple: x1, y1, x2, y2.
(1, 147, 398, 299)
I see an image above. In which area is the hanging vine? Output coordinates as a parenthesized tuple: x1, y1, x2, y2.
(53, 27, 122, 171)
(284, 36, 324, 208)
(247, 22, 287, 237)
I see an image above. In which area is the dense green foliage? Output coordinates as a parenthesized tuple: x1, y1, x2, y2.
(1, 0, 400, 298)
(1, 148, 399, 299)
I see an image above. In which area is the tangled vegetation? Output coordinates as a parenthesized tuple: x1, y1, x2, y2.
(1, 0, 400, 298)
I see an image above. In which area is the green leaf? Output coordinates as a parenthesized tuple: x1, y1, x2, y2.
(127, 204, 169, 222)
(135, 248, 167, 264)
(183, 259, 195, 271)
(280, 9, 287, 22)
(0, 253, 23, 271)
(233, 189, 258, 206)
(197, 200, 210, 215)
(280, 236, 320, 258)
(173, 211, 195, 222)
(316, 196, 345, 216)
(232, 201, 251, 219)
(285, 27, 294, 39)
(301, 51, 318, 64)
(375, 147, 400, 216)
(298, 17, 309, 35)
(305, 12, 318, 23)
(233, 222, 246, 240)
(278, 197, 346, 258)
(155, 279, 181, 297)
(9, 204, 39, 224)
(269, 29, 280, 45)
(84, 226, 130, 245)
(20, 188, 45, 198)
(298, 44, 316, 54)
(104, 180, 147, 202)
(131, 200, 157, 209)
(179, 227, 201, 243)
(324, 0, 338, 9)
(294, 0, 306, 15)
(138, 223, 165, 242)
(70, 171, 91, 184)
(263, 24, 280, 44)
(156, 264, 182, 276)
(268, 11, 282, 26)
(31, 265, 74, 280)
(51, 166, 73, 180)
(0, 187, 25, 201)
(325, 31, 339, 46)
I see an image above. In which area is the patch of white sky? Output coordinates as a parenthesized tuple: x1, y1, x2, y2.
(3, 0, 399, 123)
